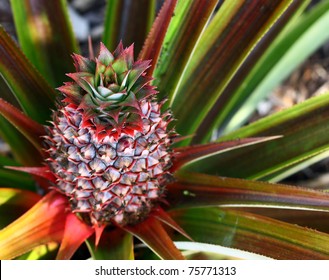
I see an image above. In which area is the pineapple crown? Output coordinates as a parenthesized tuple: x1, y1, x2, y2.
(57, 42, 157, 140)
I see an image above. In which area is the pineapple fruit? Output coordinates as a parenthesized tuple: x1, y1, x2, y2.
(44, 43, 173, 226)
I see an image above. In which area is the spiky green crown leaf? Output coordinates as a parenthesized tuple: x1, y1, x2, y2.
(57, 42, 157, 139)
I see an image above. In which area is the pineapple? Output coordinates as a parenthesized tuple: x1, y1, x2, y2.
(44, 43, 173, 226)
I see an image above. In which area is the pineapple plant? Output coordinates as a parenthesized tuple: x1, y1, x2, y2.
(1, 0, 329, 260)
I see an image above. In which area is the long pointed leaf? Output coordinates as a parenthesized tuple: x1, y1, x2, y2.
(0, 98, 45, 150)
(124, 216, 184, 260)
(0, 167, 35, 191)
(239, 207, 329, 234)
(0, 191, 66, 259)
(0, 75, 43, 164)
(154, 0, 218, 101)
(168, 171, 329, 212)
(6, 166, 55, 182)
(171, 0, 293, 143)
(56, 213, 94, 260)
(0, 26, 55, 123)
(10, 0, 78, 87)
(223, 0, 329, 134)
(171, 207, 329, 259)
(0, 115, 43, 166)
(188, 92, 329, 180)
(193, 0, 310, 143)
(138, 0, 177, 76)
(103, 0, 155, 54)
(172, 137, 279, 171)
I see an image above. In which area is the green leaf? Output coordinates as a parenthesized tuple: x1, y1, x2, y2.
(103, 0, 156, 54)
(0, 26, 56, 123)
(138, 0, 177, 76)
(154, 0, 218, 101)
(0, 167, 35, 191)
(171, 0, 294, 145)
(87, 229, 134, 260)
(0, 76, 42, 165)
(239, 208, 329, 234)
(0, 115, 43, 166)
(0, 98, 45, 150)
(172, 137, 279, 171)
(15, 243, 58, 260)
(9, 0, 78, 87)
(192, 0, 310, 143)
(187, 92, 329, 180)
(222, 0, 329, 134)
(171, 207, 329, 259)
(168, 171, 329, 212)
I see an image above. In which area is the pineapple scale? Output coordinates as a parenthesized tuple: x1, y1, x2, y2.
(46, 99, 172, 226)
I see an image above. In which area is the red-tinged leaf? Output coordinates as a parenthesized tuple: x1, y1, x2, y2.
(191, 92, 329, 180)
(154, 0, 218, 101)
(167, 171, 329, 212)
(172, 136, 280, 171)
(171, 0, 293, 143)
(56, 213, 94, 260)
(0, 188, 41, 228)
(86, 229, 134, 260)
(10, 0, 78, 87)
(124, 216, 184, 260)
(192, 0, 310, 143)
(103, 0, 156, 54)
(170, 207, 329, 259)
(94, 224, 106, 247)
(138, 0, 178, 76)
(0, 166, 35, 191)
(0, 26, 55, 124)
(0, 98, 45, 150)
(152, 207, 192, 241)
(0, 78, 41, 165)
(5, 166, 55, 182)
(0, 115, 43, 166)
(0, 191, 67, 259)
(240, 208, 329, 234)
(0, 188, 41, 208)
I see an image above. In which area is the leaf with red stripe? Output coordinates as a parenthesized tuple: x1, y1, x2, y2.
(167, 171, 329, 213)
(172, 136, 279, 171)
(10, 0, 78, 87)
(138, 0, 177, 76)
(103, 0, 156, 54)
(0, 26, 55, 124)
(154, 0, 218, 102)
(170, 207, 329, 259)
(5, 166, 56, 182)
(0, 98, 45, 150)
